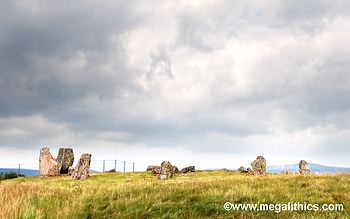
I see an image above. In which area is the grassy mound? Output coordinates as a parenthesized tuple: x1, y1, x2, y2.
(0, 171, 349, 218)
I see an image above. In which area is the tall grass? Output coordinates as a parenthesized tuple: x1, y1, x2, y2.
(0, 171, 349, 218)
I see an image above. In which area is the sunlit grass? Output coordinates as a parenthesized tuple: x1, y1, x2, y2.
(0, 171, 349, 218)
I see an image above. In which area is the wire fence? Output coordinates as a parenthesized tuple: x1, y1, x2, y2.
(90, 159, 149, 173)
(0, 159, 150, 176)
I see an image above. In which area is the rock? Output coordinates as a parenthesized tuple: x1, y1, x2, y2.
(147, 165, 161, 174)
(238, 166, 249, 173)
(147, 165, 158, 171)
(181, 166, 195, 173)
(67, 166, 74, 176)
(247, 167, 254, 175)
(237, 166, 254, 174)
(151, 167, 161, 174)
(159, 161, 173, 180)
(251, 156, 266, 175)
(57, 148, 74, 174)
(39, 147, 61, 176)
(172, 166, 179, 173)
(238, 166, 246, 172)
(237, 166, 245, 172)
(71, 153, 91, 180)
(299, 160, 310, 175)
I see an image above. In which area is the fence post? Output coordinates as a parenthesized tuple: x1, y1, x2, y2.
(133, 162, 135, 172)
(123, 161, 126, 173)
(103, 160, 105, 172)
(114, 160, 117, 171)
(18, 164, 21, 175)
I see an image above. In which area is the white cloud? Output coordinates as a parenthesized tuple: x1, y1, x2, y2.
(0, 0, 350, 168)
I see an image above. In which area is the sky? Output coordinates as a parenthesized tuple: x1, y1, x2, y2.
(1, 0, 350, 170)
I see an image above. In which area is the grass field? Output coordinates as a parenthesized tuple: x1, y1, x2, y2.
(0, 171, 349, 218)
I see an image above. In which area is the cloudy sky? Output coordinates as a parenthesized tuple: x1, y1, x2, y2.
(1, 0, 350, 170)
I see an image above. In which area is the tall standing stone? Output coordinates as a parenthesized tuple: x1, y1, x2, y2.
(251, 156, 266, 175)
(71, 154, 92, 180)
(57, 148, 74, 174)
(299, 160, 310, 175)
(39, 147, 61, 176)
(159, 161, 173, 180)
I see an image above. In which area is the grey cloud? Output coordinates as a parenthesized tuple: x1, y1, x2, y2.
(146, 46, 174, 82)
(176, 12, 214, 52)
(0, 0, 142, 118)
(0, 0, 350, 167)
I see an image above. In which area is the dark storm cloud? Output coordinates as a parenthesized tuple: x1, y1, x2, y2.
(0, 0, 141, 118)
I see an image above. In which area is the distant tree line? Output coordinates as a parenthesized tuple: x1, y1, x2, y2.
(0, 172, 25, 181)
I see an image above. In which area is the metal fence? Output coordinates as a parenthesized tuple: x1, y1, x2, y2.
(90, 159, 149, 173)
(0, 159, 150, 176)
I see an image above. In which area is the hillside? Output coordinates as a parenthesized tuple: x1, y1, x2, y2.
(267, 163, 350, 173)
(0, 168, 39, 176)
(0, 171, 349, 218)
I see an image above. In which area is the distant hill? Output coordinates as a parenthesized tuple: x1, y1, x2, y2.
(0, 168, 38, 176)
(0, 168, 99, 176)
(267, 163, 350, 173)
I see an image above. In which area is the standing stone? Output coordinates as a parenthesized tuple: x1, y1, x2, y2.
(251, 156, 266, 175)
(57, 148, 74, 174)
(180, 166, 195, 173)
(39, 147, 61, 176)
(159, 161, 173, 180)
(299, 160, 310, 175)
(71, 154, 91, 180)
(67, 166, 74, 176)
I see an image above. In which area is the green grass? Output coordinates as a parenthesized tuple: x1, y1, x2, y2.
(0, 171, 349, 218)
